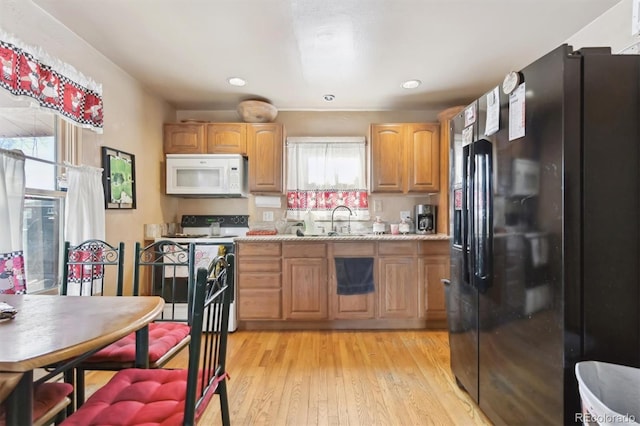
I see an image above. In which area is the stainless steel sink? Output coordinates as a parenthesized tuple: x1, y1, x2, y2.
(296, 230, 370, 237)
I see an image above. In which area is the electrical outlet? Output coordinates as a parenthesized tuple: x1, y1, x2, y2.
(374, 200, 383, 212)
(400, 210, 411, 220)
(263, 211, 274, 221)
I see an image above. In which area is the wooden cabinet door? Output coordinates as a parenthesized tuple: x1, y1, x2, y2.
(283, 258, 327, 320)
(328, 242, 375, 319)
(377, 257, 418, 318)
(163, 123, 205, 154)
(419, 255, 449, 321)
(205, 123, 247, 154)
(328, 264, 375, 320)
(248, 123, 283, 193)
(406, 123, 440, 192)
(371, 124, 405, 193)
(437, 106, 465, 235)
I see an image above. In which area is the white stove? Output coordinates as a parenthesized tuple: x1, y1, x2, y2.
(154, 214, 249, 332)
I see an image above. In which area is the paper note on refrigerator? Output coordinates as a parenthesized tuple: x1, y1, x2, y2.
(485, 86, 500, 136)
(462, 125, 473, 146)
(509, 83, 526, 141)
(464, 104, 476, 127)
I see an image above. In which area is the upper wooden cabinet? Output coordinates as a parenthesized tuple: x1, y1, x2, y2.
(163, 122, 248, 155)
(163, 123, 205, 154)
(437, 106, 465, 235)
(370, 124, 405, 192)
(248, 123, 284, 194)
(370, 123, 440, 193)
(163, 122, 285, 194)
(205, 123, 246, 154)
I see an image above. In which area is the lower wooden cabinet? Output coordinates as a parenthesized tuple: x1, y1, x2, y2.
(419, 255, 449, 321)
(237, 242, 282, 320)
(236, 239, 450, 328)
(282, 243, 327, 320)
(377, 257, 418, 319)
(418, 241, 450, 321)
(283, 258, 328, 320)
(329, 242, 376, 320)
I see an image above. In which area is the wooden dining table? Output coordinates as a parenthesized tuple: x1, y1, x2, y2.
(0, 294, 164, 426)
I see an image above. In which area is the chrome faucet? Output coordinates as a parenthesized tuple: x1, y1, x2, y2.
(330, 205, 354, 234)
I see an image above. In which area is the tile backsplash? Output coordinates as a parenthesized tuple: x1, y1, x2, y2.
(249, 193, 440, 234)
(172, 192, 441, 234)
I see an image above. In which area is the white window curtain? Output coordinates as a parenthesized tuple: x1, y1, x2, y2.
(286, 137, 369, 221)
(0, 149, 27, 294)
(64, 165, 106, 296)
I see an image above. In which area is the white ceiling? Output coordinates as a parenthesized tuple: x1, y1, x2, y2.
(26, 0, 622, 111)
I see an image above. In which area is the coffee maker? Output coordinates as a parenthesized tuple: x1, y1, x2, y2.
(415, 204, 436, 234)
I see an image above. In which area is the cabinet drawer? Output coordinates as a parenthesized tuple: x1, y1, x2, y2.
(282, 243, 327, 258)
(239, 289, 282, 319)
(378, 241, 417, 256)
(237, 242, 282, 256)
(238, 272, 281, 289)
(332, 242, 376, 256)
(418, 241, 449, 255)
(238, 258, 281, 273)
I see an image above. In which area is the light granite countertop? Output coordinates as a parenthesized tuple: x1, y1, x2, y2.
(234, 233, 450, 242)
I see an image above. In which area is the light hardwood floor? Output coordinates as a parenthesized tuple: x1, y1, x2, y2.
(85, 330, 491, 426)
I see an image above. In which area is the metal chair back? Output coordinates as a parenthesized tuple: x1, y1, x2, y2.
(133, 240, 196, 323)
(61, 240, 124, 296)
(185, 259, 231, 426)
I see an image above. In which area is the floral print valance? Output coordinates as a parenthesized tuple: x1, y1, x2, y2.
(0, 29, 103, 133)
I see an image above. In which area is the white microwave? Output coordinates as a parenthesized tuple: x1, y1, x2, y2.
(166, 154, 248, 197)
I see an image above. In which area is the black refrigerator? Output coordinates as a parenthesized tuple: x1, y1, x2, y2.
(446, 44, 640, 425)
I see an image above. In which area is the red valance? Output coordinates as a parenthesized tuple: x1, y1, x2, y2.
(0, 30, 103, 133)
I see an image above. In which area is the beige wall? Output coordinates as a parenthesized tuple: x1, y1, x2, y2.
(566, 0, 636, 53)
(1, 0, 177, 292)
(2, 0, 632, 270)
(174, 110, 443, 232)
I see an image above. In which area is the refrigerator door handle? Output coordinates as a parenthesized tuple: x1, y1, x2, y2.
(468, 143, 477, 289)
(461, 144, 472, 285)
(473, 139, 493, 293)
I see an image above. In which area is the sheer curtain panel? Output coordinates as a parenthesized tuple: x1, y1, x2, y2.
(286, 137, 369, 221)
(0, 149, 27, 293)
(64, 165, 106, 295)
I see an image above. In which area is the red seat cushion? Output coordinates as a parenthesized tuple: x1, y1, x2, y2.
(0, 382, 73, 426)
(60, 368, 218, 426)
(85, 322, 190, 364)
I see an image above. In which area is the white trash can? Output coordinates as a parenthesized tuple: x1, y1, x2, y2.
(575, 361, 640, 425)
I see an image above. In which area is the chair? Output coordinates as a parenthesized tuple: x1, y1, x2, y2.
(61, 239, 125, 297)
(69, 240, 196, 407)
(0, 372, 73, 426)
(61, 260, 232, 426)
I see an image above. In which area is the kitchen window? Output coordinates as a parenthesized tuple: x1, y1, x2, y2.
(286, 137, 369, 221)
(0, 94, 78, 293)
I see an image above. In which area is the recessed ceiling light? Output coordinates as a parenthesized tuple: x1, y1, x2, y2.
(227, 77, 246, 87)
(323, 94, 335, 101)
(401, 79, 421, 89)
